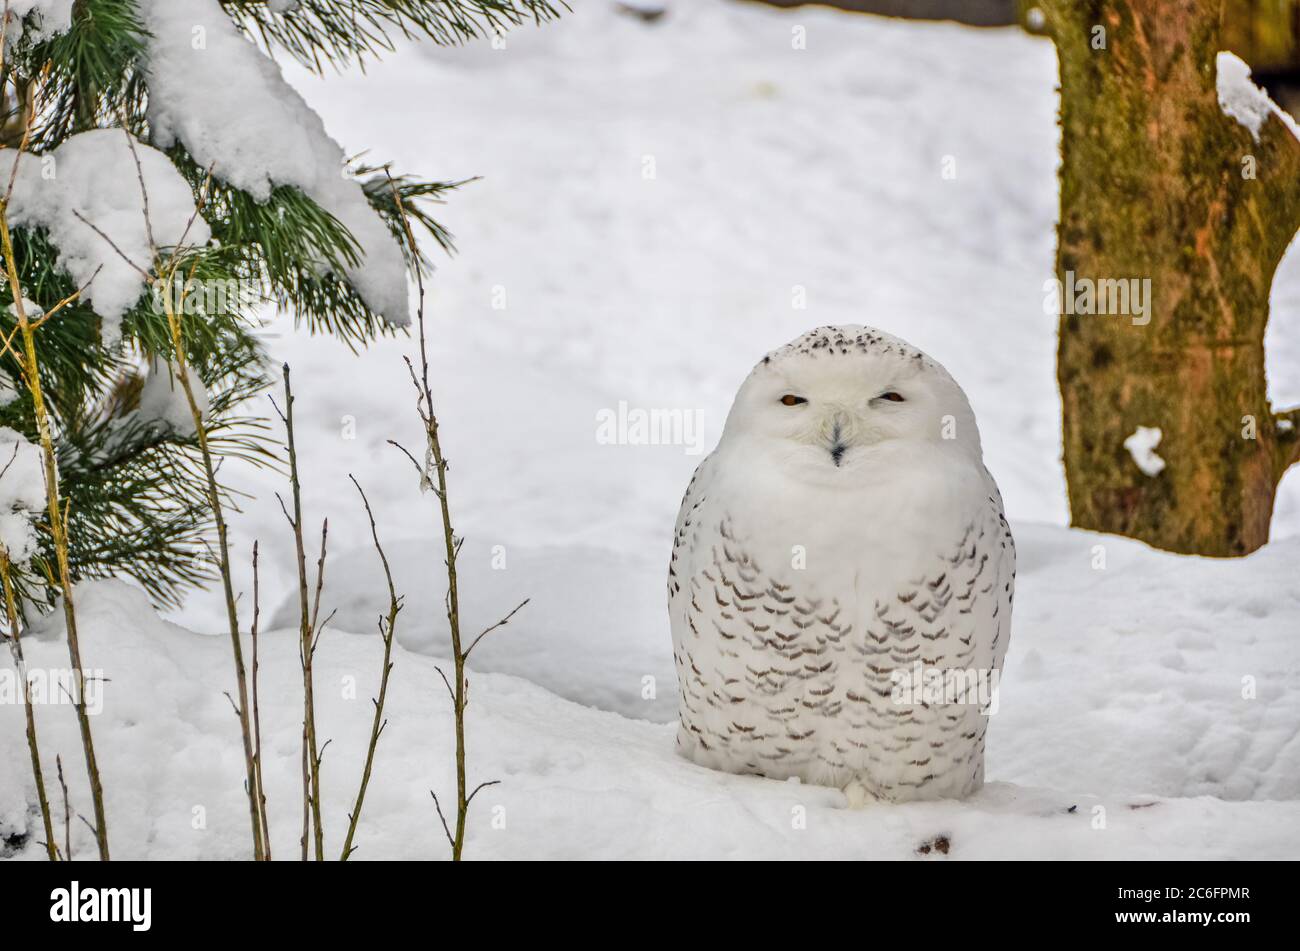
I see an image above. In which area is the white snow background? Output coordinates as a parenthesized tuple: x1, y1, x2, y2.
(3, 0, 1300, 859)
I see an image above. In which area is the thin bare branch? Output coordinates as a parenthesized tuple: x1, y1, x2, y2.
(0, 186, 111, 859)
(250, 540, 271, 859)
(280, 363, 325, 861)
(466, 780, 500, 809)
(70, 210, 152, 282)
(433, 665, 455, 706)
(0, 547, 57, 860)
(117, 124, 157, 257)
(386, 438, 424, 478)
(429, 790, 455, 851)
(463, 598, 529, 663)
(56, 754, 70, 862)
(340, 475, 402, 861)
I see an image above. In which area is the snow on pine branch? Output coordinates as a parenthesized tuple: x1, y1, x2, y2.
(137, 356, 210, 437)
(0, 426, 46, 565)
(1, 0, 74, 45)
(140, 0, 411, 325)
(6, 129, 211, 345)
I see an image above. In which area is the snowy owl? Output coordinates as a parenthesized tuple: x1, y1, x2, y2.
(668, 326, 1014, 804)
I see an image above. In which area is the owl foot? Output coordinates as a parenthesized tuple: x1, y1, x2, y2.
(842, 779, 883, 809)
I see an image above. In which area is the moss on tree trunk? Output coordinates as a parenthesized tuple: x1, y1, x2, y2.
(1221, 0, 1300, 73)
(1043, 0, 1300, 556)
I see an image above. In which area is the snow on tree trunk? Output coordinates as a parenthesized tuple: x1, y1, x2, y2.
(1043, 0, 1300, 556)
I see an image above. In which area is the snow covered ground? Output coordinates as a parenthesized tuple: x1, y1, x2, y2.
(3, 0, 1300, 859)
(5, 537, 1300, 860)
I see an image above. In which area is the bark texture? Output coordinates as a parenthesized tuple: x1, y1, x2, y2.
(1045, 0, 1300, 556)
(1221, 0, 1300, 73)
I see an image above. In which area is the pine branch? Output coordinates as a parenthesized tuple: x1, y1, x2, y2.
(222, 0, 565, 71)
(170, 151, 465, 346)
(0, 0, 563, 619)
(0, 197, 111, 860)
(359, 166, 472, 263)
(15, 0, 148, 148)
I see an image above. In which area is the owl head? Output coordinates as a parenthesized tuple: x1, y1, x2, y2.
(719, 325, 983, 482)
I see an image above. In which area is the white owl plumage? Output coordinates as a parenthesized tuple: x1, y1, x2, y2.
(668, 326, 1014, 804)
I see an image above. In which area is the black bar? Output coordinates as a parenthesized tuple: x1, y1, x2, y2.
(0, 860, 1287, 937)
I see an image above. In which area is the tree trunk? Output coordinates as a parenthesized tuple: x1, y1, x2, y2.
(1221, 0, 1300, 74)
(1044, 0, 1300, 556)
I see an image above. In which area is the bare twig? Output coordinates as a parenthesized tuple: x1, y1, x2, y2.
(0, 547, 57, 860)
(250, 540, 271, 859)
(309, 520, 329, 652)
(281, 363, 325, 861)
(102, 118, 265, 857)
(463, 599, 530, 662)
(340, 476, 401, 861)
(386, 177, 524, 860)
(299, 734, 309, 862)
(385, 439, 424, 479)
(2, 62, 267, 858)
(158, 252, 265, 861)
(466, 780, 500, 808)
(69, 210, 151, 281)
(433, 665, 455, 706)
(429, 790, 455, 851)
(0, 200, 110, 860)
(118, 124, 157, 255)
(55, 755, 71, 861)
(0, 33, 110, 856)
(175, 163, 215, 252)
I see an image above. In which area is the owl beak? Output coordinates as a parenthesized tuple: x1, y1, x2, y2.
(828, 413, 848, 467)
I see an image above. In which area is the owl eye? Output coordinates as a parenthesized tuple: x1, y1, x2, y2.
(779, 394, 807, 406)
(877, 391, 905, 403)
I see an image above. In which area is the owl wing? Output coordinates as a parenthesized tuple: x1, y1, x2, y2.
(885, 476, 1014, 671)
(849, 477, 1013, 798)
(667, 453, 715, 616)
(985, 474, 1016, 672)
